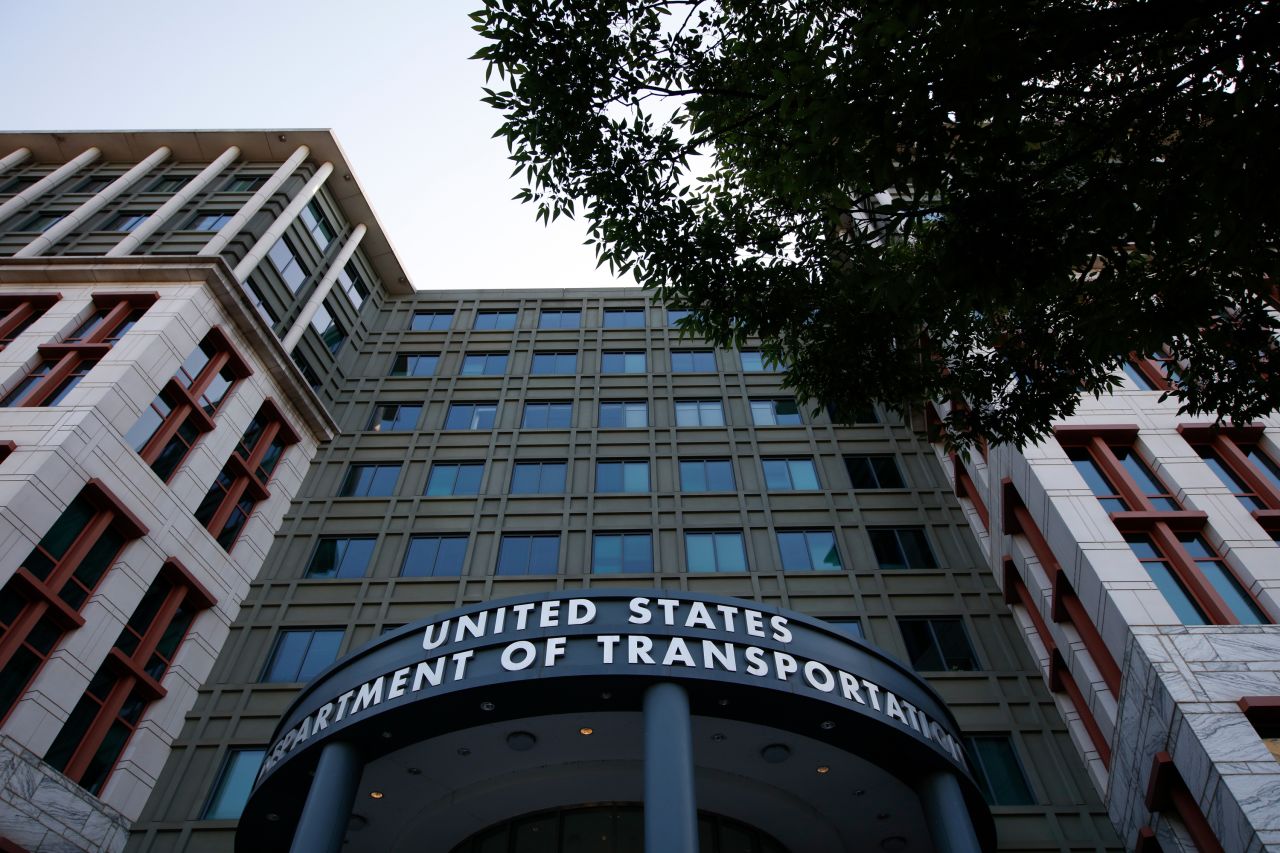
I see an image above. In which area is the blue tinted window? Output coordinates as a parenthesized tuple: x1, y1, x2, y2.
(474, 311, 517, 330)
(602, 351, 646, 374)
(411, 312, 452, 331)
(306, 537, 376, 579)
(367, 403, 422, 432)
(868, 528, 937, 569)
(496, 535, 560, 575)
(444, 403, 497, 430)
(522, 402, 572, 428)
(750, 399, 802, 426)
(203, 749, 265, 820)
(390, 353, 438, 377)
(777, 531, 841, 571)
(599, 402, 647, 428)
(426, 463, 484, 496)
(539, 310, 580, 329)
(593, 533, 653, 573)
(603, 309, 644, 328)
(261, 629, 343, 682)
(510, 461, 567, 494)
(401, 536, 468, 577)
(964, 736, 1035, 806)
(531, 352, 577, 374)
(685, 532, 747, 573)
(679, 459, 735, 492)
(461, 353, 507, 376)
(762, 459, 820, 490)
(339, 464, 400, 497)
(671, 350, 716, 372)
(595, 460, 649, 492)
(674, 400, 724, 427)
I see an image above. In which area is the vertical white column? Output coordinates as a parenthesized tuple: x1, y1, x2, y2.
(231, 162, 334, 283)
(198, 145, 309, 258)
(0, 148, 31, 177)
(0, 147, 100, 226)
(106, 146, 240, 257)
(14, 146, 171, 257)
(281, 224, 367, 351)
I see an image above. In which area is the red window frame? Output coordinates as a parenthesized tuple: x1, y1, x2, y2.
(1179, 424, 1280, 531)
(1124, 349, 1178, 392)
(0, 293, 59, 351)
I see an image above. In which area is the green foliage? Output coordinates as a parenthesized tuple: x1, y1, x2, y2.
(473, 0, 1280, 450)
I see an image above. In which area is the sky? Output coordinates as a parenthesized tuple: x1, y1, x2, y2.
(0, 0, 626, 291)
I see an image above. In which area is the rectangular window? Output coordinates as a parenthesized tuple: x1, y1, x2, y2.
(777, 530, 841, 571)
(899, 618, 980, 671)
(202, 748, 266, 820)
(740, 350, 782, 372)
(401, 536, 468, 577)
(750, 398, 802, 426)
(266, 237, 308, 292)
(308, 304, 345, 355)
(148, 175, 187, 193)
(222, 175, 266, 193)
(1178, 534, 1267, 623)
(522, 401, 572, 429)
(261, 629, 343, 682)
(1067, 448, 1130, 512)
(496, 535, 560, 575)
(531, 352, 577, 374)
(474, 310, 517, 330)
(599, 401, 648, 428)
(674, 400, 725, 427)
(339, 464, 401, 497)
(762, 458, 820, 491)
(603, 309, 645, 328)
(337, 262, 369, 309)
(390, 353, 439, 377)
(411, 311, 453, 331)
(964, 736, 1036, 805)
(1125, 533, 1206, 624)
(367, 403, 422, 432)
(679, 459, 735, 492)
(593, 533, 653, 573)
(17, 212, 64, 233)
(868, 528, 938, 569)
(444, 403, 498, 430)
(845, 455, 906, 489)
(186, 211, 233, 232)
(601, 351, 646, 374)
(1186, 432, 1280, 512)
(193, 404, 296, 550)
(425, 463, 485, 496)
(671, 350, 716, 372)
(685, 532, 747, 573)
(595, 460, 649, 493)
(104, 211, 148, 232)
(510, 461, 567, 494)
(539, 309, 580, 329)
(825, 618, 864, 639)
(0, 293, 58, 352)
(306, 537, 376, 579)
(73, 176, 113, 194)
(667, 309, 691, 327)
(1063, 436, 1179, 511)
(299, 200, 336, 251)
(461, 353, 508, 376)
(1196, 445, 1266, 510)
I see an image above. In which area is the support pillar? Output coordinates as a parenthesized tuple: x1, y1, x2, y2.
(0, 146, 100, 227)
(281, 223, 367, 351)
(288, 740, 362, 853)
(0, 147, 31, 177)
(107, 145, 240, 256)
(916, 770, 983, 853)
(198, 144, 310, 258)
(230, 162, 333, 283)
(643, 682, 698, 853)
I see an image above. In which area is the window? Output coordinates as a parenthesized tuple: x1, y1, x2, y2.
(1, 174, 40, 194)
(1123, 351, 1179, 391)
(899, 618, 980, 671)
(964, 736, 1036, 805)
(1083, 444, 1180, 511)
(1067, 448, 1129, 512)
(337, 262, 369, 309)
(292, 351, 320, 389)
(531, 352, 577, 374)
(679, 459, 735, 492)
(762, 458, 820, 491)
(390, 353, 439, 377)
(522, 401, 573, 429)
(740, 350, 782, 372)
(685, 532, 747, 573)
(777, 531, 841, 571)
(845, 455, 906, 489)
(593, 533, 653, 573)
(1121, 361, 1158, 390)
(367, 403, 421, 432)
(426, 463, 484, 496)
(72, 176, 112, 194)
(194, 404, 297, 549)
(596, 460, 649, 493)
(186, 211, 233, 232)
(309, 304, 345, 354)
(1186, 430, 1280, 512)
(401, 536, 468, 577)
(601, 351, 646, 374)
(1126, 534, 1266, 625)
(671, 350, 716, 372)
(496, 535, 560, 575)
(750, 398, 802, 426)
(104, 211, 148, 232)
(603, 309, 645, 328)
(203, 749, 266, 820)
(825, 618, 864, 639)
(461, 353, 508, 376)
(1178, 534, 1266, 623)
(675, 400, 725, 427)
(539, 309, 580, 329)
(261, 629, 343, 682)
(599, 401, 647, 428)
(306, 537, 376, 579)
(338, 464, 401, 497)
(148, 175, 187, 193)
(299, 200, 336, 251)
(511, 461, 567, 494)
(222, 175, 266, 193)
(266, 237, 308, 291)
(474, 310, 517, 330)
(411, 311, 453, 331)
(667, 309, 691, 327)
(0, 293, 58, 351)
(868, 528, 938, 569)
(445, 403, 498, 430)
(17, 212, 64, 233)
(1196, 446, 1266, 510)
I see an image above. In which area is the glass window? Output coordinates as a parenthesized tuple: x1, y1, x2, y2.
(474, 310, 517, 330)
(203, 749, 265, 820)
(1067, 447, 1129, 512)
(411, 311, 453, 331)
(777, 530, 841, 571)
(667, 309, 691, 327)
(603, 309, 644, 328)
(261, 629, 343, 682)
(17, 212, 64, 232)
(389, 353, 438, 377)
(73, 176, 112, 194)
(740, 350, 782, 372)
(531, 352, 577, 374)
(187, 211, 233, 232)
(601, 351, 646, 374)
(671, 350, 716, 372)
(105, 211, 148, 232)
(367, 403, 422, 432)
(845, 455, 906, 489)
(1196, 446, 1265, 510)
(675, 400, 725, 427)
(825, 618, 864, 639)
(685, 532, 747, 573)
(679, 459, 736, 492)
(510, 461, 567, 494)
(868, 527, 938, 569)
(899, 618, 979, 671)
(595, 460, 649, 493)
(401, 535, 468, 577)
(762, 458, 820, 491)
(222, 175, 265, 193)
(299, 200, 336, 251)
(599, 401, 648, 428)
(148, 176, 187, 193)
(461, 353, 508, 376)
(425, 463, 485, 496)
(539, 309, 580, 329)
(750, 398, 802, 426)
(1245, 446, 1280, 492)
(266, 237, 308, 292)
(337, 262, 369, 309)
(1114, 447, 1180, 510)
(338, 464, 400, 497)
(309, 304, 345, 354)
(496, 535, 560, 575)
(306, 537, 376, 579)
(444, 403, 498, 430)
(1122, 361, 1158, 390)
(522, 402, 573, 429)
(964, 736, 1036, 805)
(593, 533, 653, 573)
(1177, 533, 1267, 623)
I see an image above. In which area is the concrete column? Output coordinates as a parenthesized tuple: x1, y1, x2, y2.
(0, 147, 100, 226)
(281, 223, 367, 351)
(916, 770, 984, 853)
(643, 682, 698, 853)
(106, 145, 240, 257)
(288, 741, 362, 853)
(14, 146, 171, 258)
(231, 162, 334, 283)
(0, 148, 31, 177)
(198, 145, 309, 259)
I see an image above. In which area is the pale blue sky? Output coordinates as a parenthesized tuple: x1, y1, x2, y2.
(0, 0, 625, 291)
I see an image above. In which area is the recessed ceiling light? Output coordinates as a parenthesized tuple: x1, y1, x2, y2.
(816, 766, 831, 774)
(579, 727, 594, 736)
(369, 791, 384, 800)
(480, 701, 495, 711)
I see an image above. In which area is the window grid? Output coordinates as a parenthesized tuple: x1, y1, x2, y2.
(445, 403, 498, 430)
(522, 402, 573, 429)
(762, 458, 820, 491)
(510, 461, 567, 495)
(401, 536, 468, 577)
(845, 455, 906, 489)
(679, 459, 735, 492)
(674, 400, 725, 427)
(685, 532, 747, 573)
(592, 533, 653, 574)
(671, 350, 716, 372)
(599, 401, 648, 428)
(426, 463, 485, 496)
(595, 460, 649, 493)
(776, 530, 841, 571)
(601, 351, 646, 374)
(899, 617, 980, 671)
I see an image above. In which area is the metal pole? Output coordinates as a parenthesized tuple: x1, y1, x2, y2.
(916, 770, 984, 853)
(288, 740, 362, 853)
(643, 682, 698, 853)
